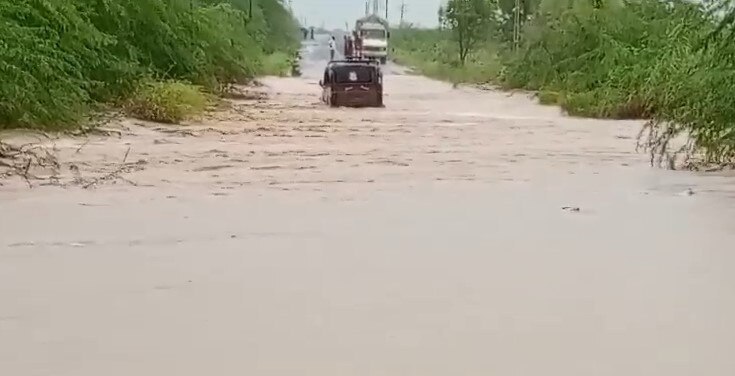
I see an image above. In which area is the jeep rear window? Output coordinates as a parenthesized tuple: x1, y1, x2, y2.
(333, 66, 373, 83)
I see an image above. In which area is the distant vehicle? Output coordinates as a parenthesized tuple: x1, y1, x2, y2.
(319, 59, 383, 108)
(354, 14, 389, 64)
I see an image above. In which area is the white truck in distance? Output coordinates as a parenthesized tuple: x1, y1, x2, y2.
(355, 14, 389, 64)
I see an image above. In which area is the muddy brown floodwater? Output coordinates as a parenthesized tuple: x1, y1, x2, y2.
(2, 37, 735, 376)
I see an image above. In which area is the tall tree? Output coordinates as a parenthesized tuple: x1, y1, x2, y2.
(443, 0, 497, 64)
(438, 5, 445, 29)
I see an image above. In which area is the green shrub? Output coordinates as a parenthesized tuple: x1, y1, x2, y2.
(0, 0, 108, 130)
(261, 52, 293, 76)
(536, 91, 560, 105)
(394, 0, 735, 163)
(124, 80, 210, 123)
(0, 0, 299, 130)
(501, 0, 707, 118)
(505, 0, 735, 161)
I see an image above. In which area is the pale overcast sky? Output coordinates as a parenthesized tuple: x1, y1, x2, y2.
(290, 0, 444, 29)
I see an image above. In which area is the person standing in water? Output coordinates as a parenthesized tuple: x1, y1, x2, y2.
(328, 36, 336, 61)
(344, 34, 354, 59)
(353, 31, 362, 59)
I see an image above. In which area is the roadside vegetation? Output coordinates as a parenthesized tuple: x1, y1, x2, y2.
(0, 0, 299, 130)
(391, 0, 735, 166)
(124, 80, 212, 124)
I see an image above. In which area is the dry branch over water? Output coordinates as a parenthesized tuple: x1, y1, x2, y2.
(0, 140, 60, 187)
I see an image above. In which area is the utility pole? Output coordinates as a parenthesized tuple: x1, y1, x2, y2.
(385, 0, 389, 20)
(365, 1, 369, 16)
(513, 0, 521, 50)
(399, 0, 406, 27)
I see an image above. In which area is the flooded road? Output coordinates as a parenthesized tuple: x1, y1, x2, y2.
(2, 36, 735, 375)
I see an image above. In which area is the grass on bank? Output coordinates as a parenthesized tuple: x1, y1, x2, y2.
(390, 29, 502, 84)
(261, 52, 296, 77)
(390, 0, 735, 163)
(124, 80, 211, 124)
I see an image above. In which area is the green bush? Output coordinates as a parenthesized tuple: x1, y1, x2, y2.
(124, 80, 210, 123)
(392, 0, 735, 163)
(261, 52, 294, 76)
(0, 0, 299, 130)
(501, 1, 707, 117)
(504, 0, 735, 161)
(0, 0, 109, 129)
